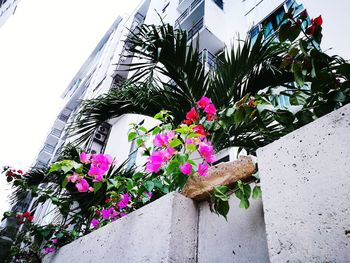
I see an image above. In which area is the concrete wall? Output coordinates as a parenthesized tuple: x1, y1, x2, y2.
(198, 197, 269, 263)
(43, 193, 198, 263)
(257, 104, 350, 263)
(43, 191, 269, 263)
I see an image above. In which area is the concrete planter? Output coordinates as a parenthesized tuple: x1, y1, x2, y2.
(257, 104, 350, 262)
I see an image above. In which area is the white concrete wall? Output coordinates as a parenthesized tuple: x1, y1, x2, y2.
(198, 197, 269, 263)
(43, 193, 198, 263)
(257, 104, 350, 262)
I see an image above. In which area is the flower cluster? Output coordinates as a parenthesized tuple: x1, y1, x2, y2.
(306, 15, 323, 35)
(183, 96, 217, 125)
(90, 193, 131, 229)
(15, 211, 33, 224)
(66, 153, 113, 193)
(2, 166, 25, 178)
(145, 96, 217, 178)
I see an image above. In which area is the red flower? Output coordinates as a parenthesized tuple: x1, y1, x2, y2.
(18, 220, 24, 225)
(22, 211, 33, 221)
(299, 9, 308, 20)
(182, 119, 192, 126)
(247, 98, 255, 108)
(17, 170, 23, 174)
(193, 125, 208, 136)
(6, 171, 13, 177)
(105, 198, 111, 203)
(186, 107, 199, 123)
(313, 15, 323, 26)
(15, 214, 22, 219)
(306, 15, 323, 35)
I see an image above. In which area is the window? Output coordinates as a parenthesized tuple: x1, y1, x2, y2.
(162, 1, 170, 13)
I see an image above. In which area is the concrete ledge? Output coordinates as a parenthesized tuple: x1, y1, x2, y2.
(257, 104, 350, 262)
(198, 197, 269, 263)
(43, 192, 198, 263)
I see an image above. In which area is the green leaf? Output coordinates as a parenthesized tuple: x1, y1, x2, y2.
(239, 198, 250, 209)
(49, 162, 62, 173)
(252, 186, 262, 199)
(287, 24, 301, 42)
(215, 200, 230, 220)
(213, 186, 229, 202)
(169, 138, 182, 148)
(289, 91, 307, 105)
(62, 178, 68, 188)
(128, 132, 137, 142)
(186, 144, 196, 152)
(242, 184, 251, 198)
(94, 182, 103, 193)
(139, 126, 148, 133)
(6, 176, 13, 182)
(144, 181, 155, 192)
(151, 126, 161, 135)
(56, 232, 64, 239)
(292, 61, 304, 87)
(278, 21, 291, 42)
(127, 179, 134, 191)
(225, 107, 235, 117)
(176, 153, 188, 164)
(51, 197, 59, 205)
(166, 159, 179, 174)
(136, 138, 144, 147)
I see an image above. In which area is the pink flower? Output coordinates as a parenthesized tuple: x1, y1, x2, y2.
(146, 152, 164, 173)
(91, 154, 113, 166)
(161, 147, 175, 160)
(204, 103, 217, 115)
(52, 238, 58, 244)
(101, 209, 111, 219)
(92, 173, 104, 183)
(199, 141, 215, 163)
(180, 162, 192, 175)
(88, 187, 94, 192)
(79, 152, 91, 164)
(198, 163, 209, 177)
(91, 219, 99, 228)
(117, 193, 131, 209)
(167, 130, 175, 140)
(153, 134, 169, 147)
(196, 96, 211, 109)
(185, 138, 195, 145)
(186, 107, 199, 122)
(146, 192, 153, 199)
(76, 178, 90, 192)
(44, 247, 55, 254)
(67, 172, 81, 183)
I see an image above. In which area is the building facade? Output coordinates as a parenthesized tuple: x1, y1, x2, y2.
(0, 0, 20, 27)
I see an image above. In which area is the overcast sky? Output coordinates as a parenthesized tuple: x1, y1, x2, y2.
(0, 0, 141, 217)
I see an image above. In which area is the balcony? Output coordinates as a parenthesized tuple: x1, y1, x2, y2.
(175, 0, 225, 54)
(198, 48, 217, 70)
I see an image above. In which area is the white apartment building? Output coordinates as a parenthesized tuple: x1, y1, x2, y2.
(29, 0, 349, 225)
(0, 0, 20, 27)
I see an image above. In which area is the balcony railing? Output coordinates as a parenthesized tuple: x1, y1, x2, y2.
(212, 0, 223, 10)
(199, 49, 216, 70)
(187, 18, 204, 40)
(175, 0, 203, 27)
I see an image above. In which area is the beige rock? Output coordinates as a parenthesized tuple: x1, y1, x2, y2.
(182, 156, 257, 201)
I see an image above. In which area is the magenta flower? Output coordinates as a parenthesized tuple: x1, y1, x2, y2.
(76, 178, 90, 192)
(88, 187, 94, 192)
(146, 152, 164, 173)
(91, 219, 99, 228)
(153, 134, 169, 148)
(161, 147, 175, 161)
(67, 172, 81, 183)
(117, 193, 131, 209)
(180, 162, 192, 175)
(198, 163, 209, 177)
(196, 96, 211, 109)
(199, 141, 215, 163)
(79, 152, 91, 164)
(146, 192, 153, 198)
(44, 247, 55, 254)
(91, 154, 113, 165)
(204, 103, 217, 115)
(52, 238, 58, 244)
(101, 209, 111, 219)
(166, 130, 175, 140)
(185, 138, 195, 145)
